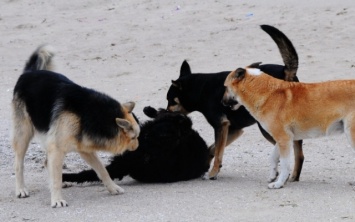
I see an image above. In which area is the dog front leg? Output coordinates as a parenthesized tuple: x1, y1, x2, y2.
(79, 152, 124, 195)
(208, 119, 230, 179)
(268, 140, 292, 189)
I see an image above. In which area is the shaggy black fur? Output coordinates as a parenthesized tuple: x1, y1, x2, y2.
(62, 106, 210, 183)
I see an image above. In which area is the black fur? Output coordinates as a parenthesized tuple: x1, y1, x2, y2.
(14, 70, 125, 140)
(167, 25, 304, 180)
(62, 107, 210, 183)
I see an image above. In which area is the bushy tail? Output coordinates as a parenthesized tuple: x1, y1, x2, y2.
(23, 44, 55, 72)
(261, 25, 298, 81)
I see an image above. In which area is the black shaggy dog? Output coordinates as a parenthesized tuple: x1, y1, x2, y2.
(63, 106, 210, 183)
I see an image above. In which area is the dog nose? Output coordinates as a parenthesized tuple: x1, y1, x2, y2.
(221, 98, 237, 107)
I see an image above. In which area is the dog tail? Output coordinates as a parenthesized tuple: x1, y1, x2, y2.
(260, 25, 298, 81)
(62, 155, 131, 184)
(62, 169, 101, 183)
(23, 44, 55, 73)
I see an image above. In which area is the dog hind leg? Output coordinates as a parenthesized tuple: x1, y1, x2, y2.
(289, 140, 304, 182)
(46, 142, 68, 207)
(267, 145, 280, 183)
(12, 102, 34, 198)
(78, 152, 124, 195)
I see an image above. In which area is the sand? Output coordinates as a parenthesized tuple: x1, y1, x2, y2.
(0, 0, 355, 221)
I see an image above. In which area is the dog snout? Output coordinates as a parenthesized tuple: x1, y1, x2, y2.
(221, 96, 238, 107)
(129, 139, 139, 151)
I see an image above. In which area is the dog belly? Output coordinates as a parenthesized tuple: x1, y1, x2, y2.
(293, 120, 344, 140)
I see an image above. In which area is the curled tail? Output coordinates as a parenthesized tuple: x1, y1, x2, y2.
(260, 25, 298, 81)
(23, 44, 55, 72)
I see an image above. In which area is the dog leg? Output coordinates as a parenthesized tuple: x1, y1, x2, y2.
(267, 145, 280, 183)
(208, 129, 244, 164)
(289, 140, 304, 182)
(208, 118, 230, 179)
(206, 128, 243, 179)
(46, 144, 68, 207)
(12, 105, 34, 198)
(13, 136, 32, 198)
(268, 139, 292, 189)
(78, 152, 124, 195)
(258, 123, 304, 182)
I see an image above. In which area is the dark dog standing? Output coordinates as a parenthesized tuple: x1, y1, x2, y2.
(62, 107, 210, 183)
(166, 25, 304, 181)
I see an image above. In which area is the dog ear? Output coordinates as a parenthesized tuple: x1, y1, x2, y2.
(116, 118, 132, 131)
(122, 102, 135, 113)
(248, 62, 262, 69)
(180, 60, 191, 77)
(233, 68, 246, 80)
(143, 106, 158, 118)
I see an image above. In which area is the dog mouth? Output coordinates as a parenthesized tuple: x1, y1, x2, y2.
(222, 99, 241, 110)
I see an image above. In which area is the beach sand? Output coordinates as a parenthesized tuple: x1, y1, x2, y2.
(0, 0, 354, 221)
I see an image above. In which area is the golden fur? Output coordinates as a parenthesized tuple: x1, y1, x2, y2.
(223, 67, 355, 188)
(12, 95, 139, 207)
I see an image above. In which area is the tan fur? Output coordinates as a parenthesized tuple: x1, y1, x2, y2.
(223, 68, 355, 188)
(167, 97, 188, 114)
(11, 95, 139, 207)
(208, 116, 230, 178)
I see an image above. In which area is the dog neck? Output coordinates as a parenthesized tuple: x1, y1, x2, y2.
(235, 73, 288, 117)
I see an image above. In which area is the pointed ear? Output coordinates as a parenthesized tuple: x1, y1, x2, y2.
(233, 68, 246, 80)
(180, 60, 191, 77)
(122, 102, 135, 113)
(248, 62, 262, 69)
(116, 118, 132, 131)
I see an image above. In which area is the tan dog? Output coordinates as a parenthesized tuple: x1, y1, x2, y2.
(222, 65, 355, 188)
(12, 45, 140, 207)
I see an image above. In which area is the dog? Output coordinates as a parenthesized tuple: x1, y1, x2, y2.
(222, 65, 355, 188)
(62, 106, 210, 183)
(11, 45, 140, 207)
(166, 25, 304, 180)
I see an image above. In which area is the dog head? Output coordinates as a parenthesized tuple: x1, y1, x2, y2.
(142, 106, 194, 139)
(166, 60, 192, 114)
(143, 106, 192, 127)
(222, 63, 263, 110)
(116, 102, 140, 151)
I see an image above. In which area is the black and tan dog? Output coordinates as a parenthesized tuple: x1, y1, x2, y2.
(223, 65, 355, 188)
(11, 45, 140, 207)
(166, 25, 304, 180)
(62, 106, 210, 183)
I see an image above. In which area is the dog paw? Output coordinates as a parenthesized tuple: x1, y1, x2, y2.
(288, 176, 299, 182)
(268, 181, 284, 189)
(16, 188, 29, 198)
(51, 199, 68, 208)
(62, 182, 73, 188)
(208, 168, 219, 180)
(267, 171, 279, 183)
(202, 173, 209, 180)
(106, 183, 124, 195)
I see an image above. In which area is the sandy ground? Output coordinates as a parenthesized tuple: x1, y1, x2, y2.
(1, 0, 355, 221)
